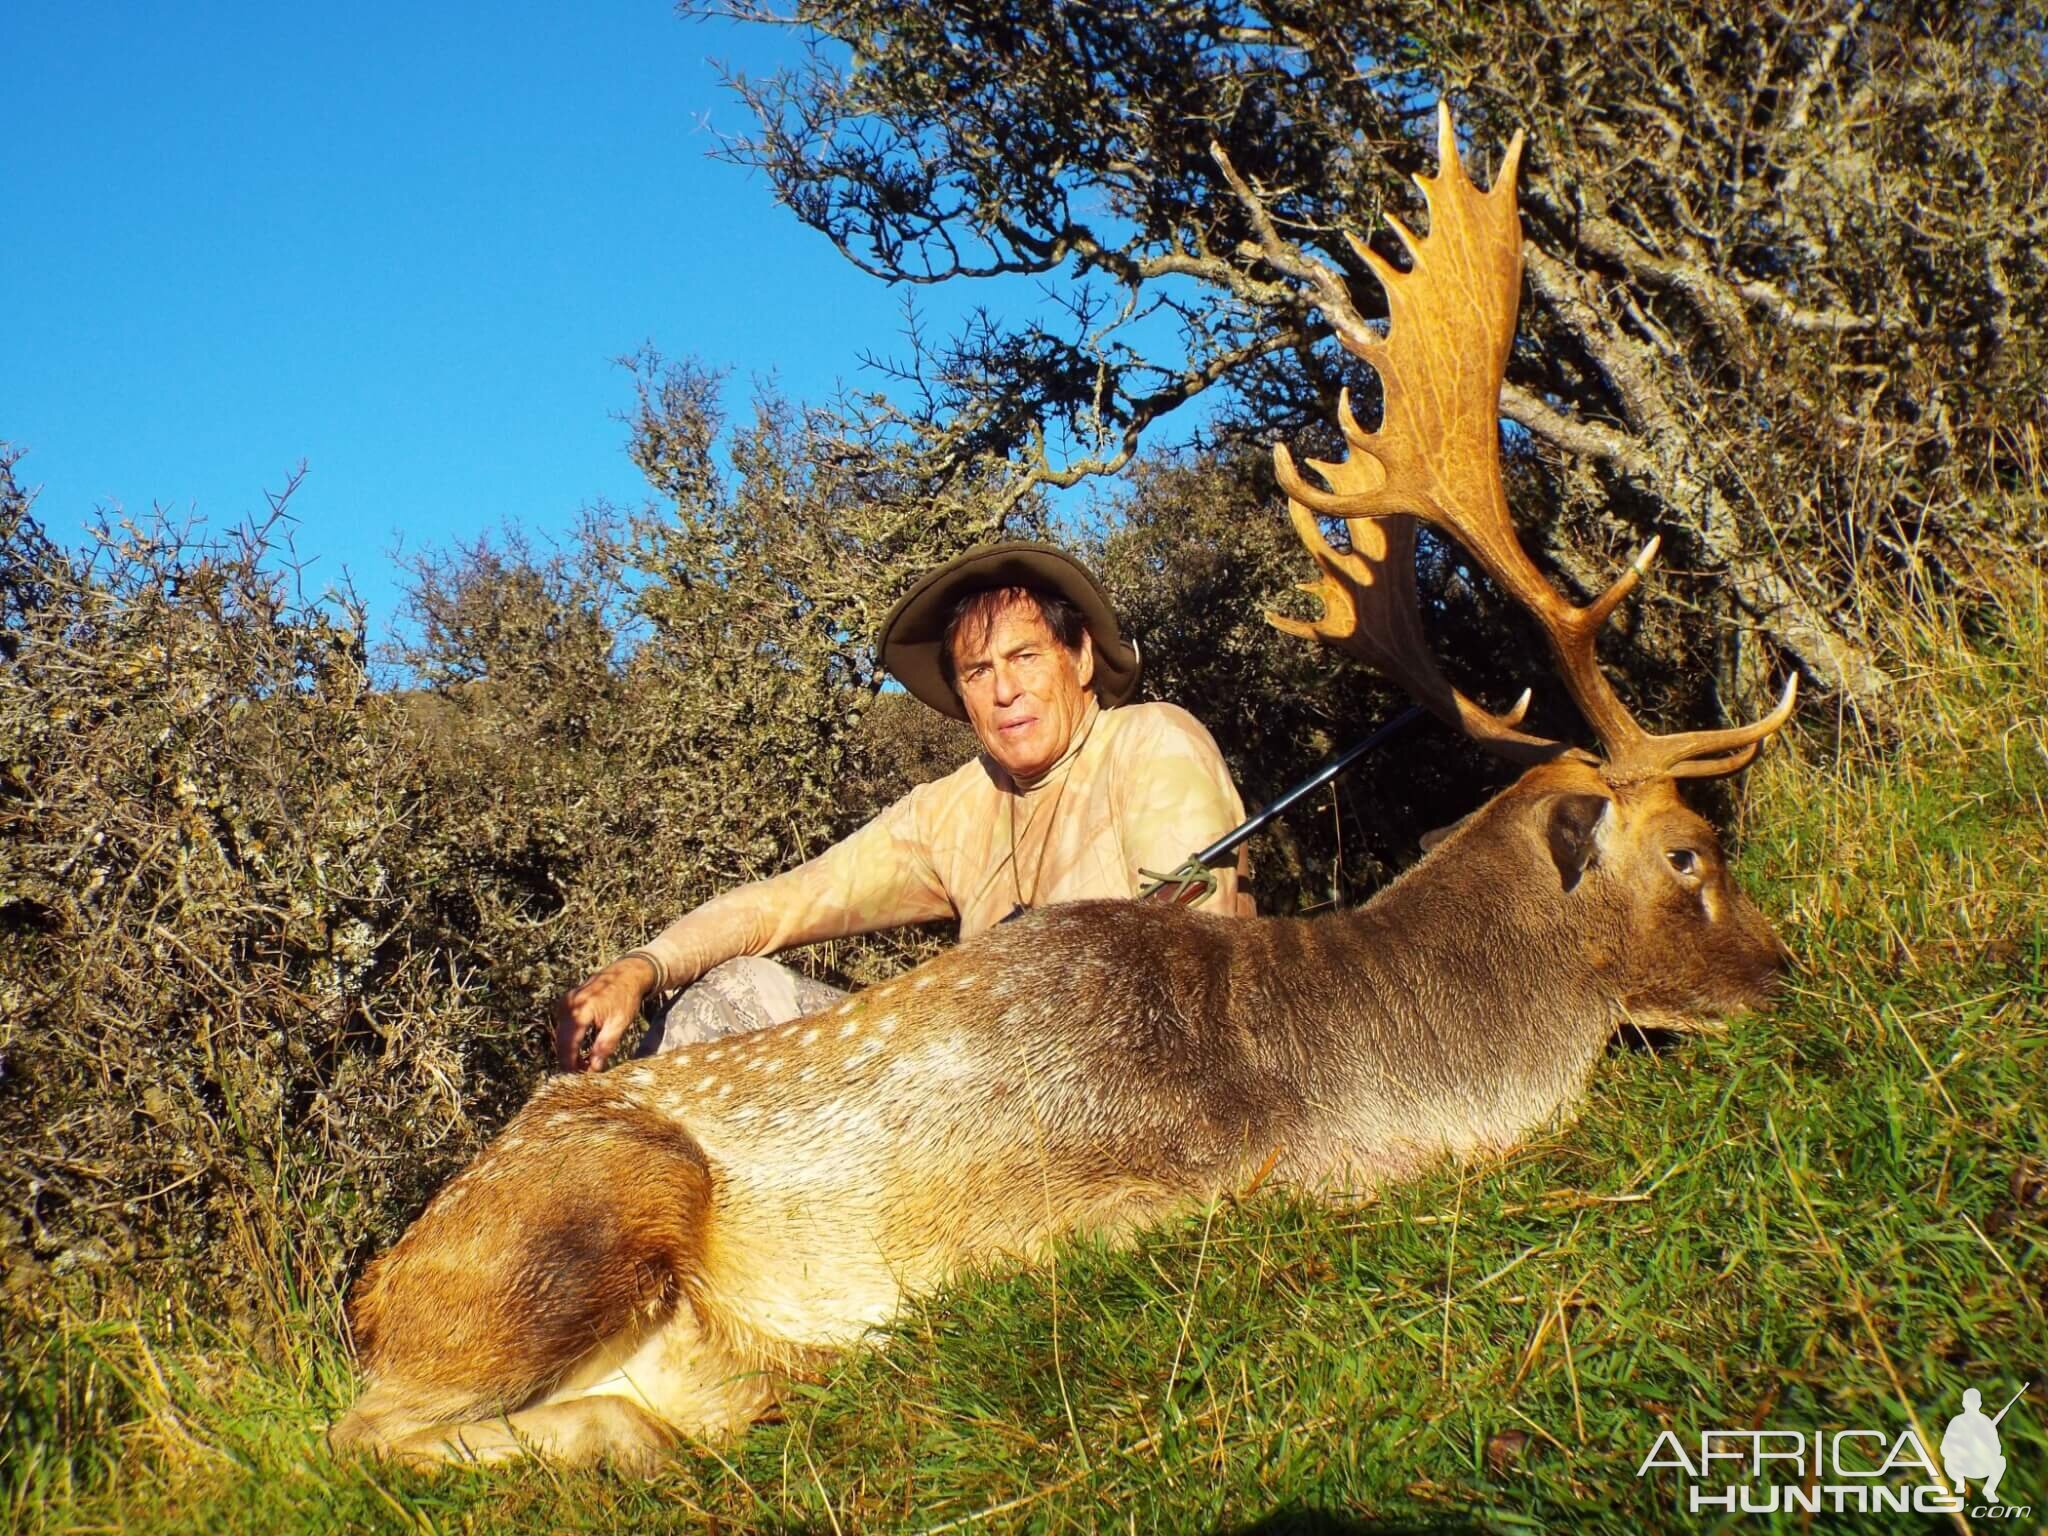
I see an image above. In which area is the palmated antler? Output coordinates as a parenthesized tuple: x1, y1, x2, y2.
(1268, 102, 1796, 784)
(1270, 480, 1563, 763)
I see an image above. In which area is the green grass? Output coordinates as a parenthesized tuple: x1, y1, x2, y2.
(6, 581, 2045, 1534)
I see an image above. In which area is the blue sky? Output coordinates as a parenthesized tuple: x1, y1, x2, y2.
(3, 2, 1005, 642)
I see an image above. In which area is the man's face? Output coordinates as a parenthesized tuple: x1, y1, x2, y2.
(950, 596, 1096, 782)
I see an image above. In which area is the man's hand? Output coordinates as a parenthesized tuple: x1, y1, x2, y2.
(552, 955, 661, 1072)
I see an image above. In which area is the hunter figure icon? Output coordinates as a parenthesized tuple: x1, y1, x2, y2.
(1941, 1385, 2026, 1502)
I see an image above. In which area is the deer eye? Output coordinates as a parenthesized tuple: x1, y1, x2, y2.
(1666, 848, 1700, 878)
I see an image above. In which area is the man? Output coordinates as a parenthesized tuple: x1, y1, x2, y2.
(553, 540, 1248, 1071)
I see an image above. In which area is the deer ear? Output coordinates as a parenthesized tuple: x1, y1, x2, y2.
(1419, 812, 1473, 853)
(1546, 793, 1611, 891)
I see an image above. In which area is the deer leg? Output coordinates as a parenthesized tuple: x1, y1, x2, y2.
(334, 1103, 719, 1462)
(334, 1306, 782, 1467)
(384, 1394, 679, 1471)
(539, 1289, 787, 1444)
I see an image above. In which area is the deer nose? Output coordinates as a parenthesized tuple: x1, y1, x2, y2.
(1746, 928, 1795, 1000)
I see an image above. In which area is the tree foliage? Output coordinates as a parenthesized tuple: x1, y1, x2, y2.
(692, 0, 2047, 712)
(0, 457, 487, 1305)
(0, 374, 1019, 1307)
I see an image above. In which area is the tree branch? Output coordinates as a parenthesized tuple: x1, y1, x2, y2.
(1208, 140, 1377, 351)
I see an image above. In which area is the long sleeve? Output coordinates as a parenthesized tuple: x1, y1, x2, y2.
(636, 789, 955, 989)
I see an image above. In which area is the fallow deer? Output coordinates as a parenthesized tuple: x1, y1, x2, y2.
(331, 104, 1797, 1469)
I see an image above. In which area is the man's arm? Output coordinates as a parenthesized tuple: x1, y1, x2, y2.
(554, 792, 952, 1069)
(1111, 704, 1251, 916)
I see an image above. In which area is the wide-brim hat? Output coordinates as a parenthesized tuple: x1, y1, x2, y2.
(878, 540, 1141, 721)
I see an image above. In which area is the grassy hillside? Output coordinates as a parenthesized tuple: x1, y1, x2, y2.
(4, 573, 2043, 1534)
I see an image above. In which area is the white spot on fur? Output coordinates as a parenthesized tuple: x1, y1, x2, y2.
(836, 1001, 855, 1017)
(717, 1083, 732, 1098)
(799, 1067, 817, 1082)
(839, 1019, 859, 1038)
(706, 1048, 724, 1061)
(800, 1028, 819, 1046)
(914, 974, 935, 990)
(762, 1059, 783, 1075)
(876, 1013, 898, 1034)
(954, 974, 979, 989)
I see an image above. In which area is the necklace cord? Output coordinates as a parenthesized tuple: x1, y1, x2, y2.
(1006, 704, 1101, 912)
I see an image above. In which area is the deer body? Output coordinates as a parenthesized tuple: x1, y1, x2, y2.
(333, 764, 1783, 1465)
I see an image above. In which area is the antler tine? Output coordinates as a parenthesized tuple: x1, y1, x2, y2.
(1272, 100, 1797, 784)
(1267, 470, 1570, 765)
(1636, 672, 1800, 780)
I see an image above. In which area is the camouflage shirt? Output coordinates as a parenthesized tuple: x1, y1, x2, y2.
(640, 699, 1248, 986)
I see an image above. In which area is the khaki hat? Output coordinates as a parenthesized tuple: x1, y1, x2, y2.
(878, 541, 1142, 721)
